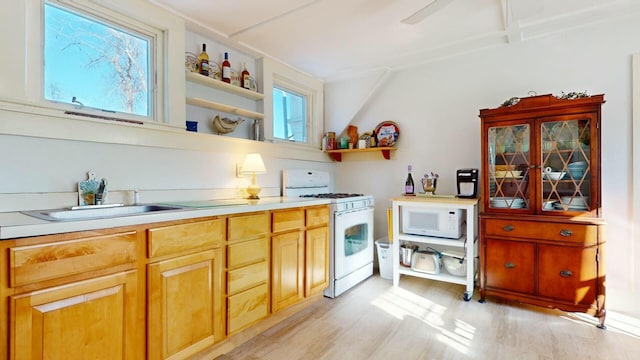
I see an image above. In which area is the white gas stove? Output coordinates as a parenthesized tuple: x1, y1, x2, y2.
(283, 170, 375, 298)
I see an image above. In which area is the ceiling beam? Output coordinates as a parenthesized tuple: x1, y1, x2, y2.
(229, 0, 324, 38)
(503, 0, 522, 43)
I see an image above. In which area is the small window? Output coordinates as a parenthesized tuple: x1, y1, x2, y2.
(273, 86, 308, 143)
(43, 2, 152, 118)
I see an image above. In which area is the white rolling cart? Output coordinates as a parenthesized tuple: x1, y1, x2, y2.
(391, 196, 479, 301)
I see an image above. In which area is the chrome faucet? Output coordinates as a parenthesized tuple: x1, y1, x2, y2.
(94, 178, 107, 205)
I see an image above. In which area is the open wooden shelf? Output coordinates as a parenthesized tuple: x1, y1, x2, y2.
(186, 97, 264, 120)
(185, 71, 264, 100)
(324, 147, 396, 162)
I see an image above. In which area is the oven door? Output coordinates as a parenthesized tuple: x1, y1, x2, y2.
(334, 207, 374, 280)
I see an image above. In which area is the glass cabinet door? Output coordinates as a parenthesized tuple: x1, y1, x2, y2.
(487, 123, 532, 210)
(540, 117, 592, 212)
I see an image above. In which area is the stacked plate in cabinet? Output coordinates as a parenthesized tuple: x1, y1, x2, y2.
(490, 197, 525, 209)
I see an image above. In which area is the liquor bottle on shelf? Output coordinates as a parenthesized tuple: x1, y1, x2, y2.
(241, 62, 251, 89)
(197, 44, 209, 77)
(405, 165, 415, 195)
(221, 52, 231, 83)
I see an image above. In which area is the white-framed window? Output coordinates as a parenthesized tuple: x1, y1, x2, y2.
(273, 85, 308, 143)
(41, 0, 164, 123)
(268, 71, 321, 147)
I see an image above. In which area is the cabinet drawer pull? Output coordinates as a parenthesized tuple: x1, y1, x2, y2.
(504, 262, 516, 269)
(559, 229, 573, 237)
(559, 270, 573, 278)
(503, 225, 515, 232)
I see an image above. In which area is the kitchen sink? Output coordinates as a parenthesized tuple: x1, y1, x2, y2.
(22, 204, 185, 221)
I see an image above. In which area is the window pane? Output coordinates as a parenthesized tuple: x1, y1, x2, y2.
(273, 86, 307, 142)
(44, 3, 150, 116)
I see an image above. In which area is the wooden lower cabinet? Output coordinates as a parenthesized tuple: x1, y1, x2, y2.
(10, 270, 138, 360)
(226, 213, 270, 335)
(271, 230, 305, 312)
(147, 219, 225, 360)
(271, 206, 329, 312)
(484, 238, 535, 294)
(537, 244, 598, 303)
(305, 226, 329, 297)
(1, 206, 330, 359)
(147, 249, 223, 360)
(480, 217, 606, 327)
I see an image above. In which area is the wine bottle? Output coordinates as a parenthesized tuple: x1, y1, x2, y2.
(221, 52, 231, 83)
(197, 44, 209, 76)
(241, 62, 251, 89)
(405, 165, 415, 195)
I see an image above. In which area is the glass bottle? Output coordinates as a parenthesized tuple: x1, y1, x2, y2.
(221, 52, 231, 83)
(405, 165, 415, 195)
(241, 62, 251, 89)
(197, 44, 209, 76)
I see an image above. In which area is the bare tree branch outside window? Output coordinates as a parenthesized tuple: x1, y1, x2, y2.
(44, 3, 149, 116)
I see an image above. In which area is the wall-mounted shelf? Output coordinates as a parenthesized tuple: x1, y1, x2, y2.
(324, 147, 395, 162)
(186, 97, 264, 120)
(185, 71, 264, 100)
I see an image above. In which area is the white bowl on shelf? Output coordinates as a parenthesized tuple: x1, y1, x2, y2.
(544, 171, 565, 181)
(561, 196, 589, 207)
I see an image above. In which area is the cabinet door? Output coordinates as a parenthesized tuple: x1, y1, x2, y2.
(271, 231, 304, 312)
(539, 115, 597, 214)
(538, 244, 597, 305)
(10, 271, 138, 360)
(305, 226, 329, 297)
(485, 238, 535, 294)
(147, 249, 223, 360)
(484, 121, 533, 212)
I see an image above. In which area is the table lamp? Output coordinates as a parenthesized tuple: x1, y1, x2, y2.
(241, 153, 267, 199)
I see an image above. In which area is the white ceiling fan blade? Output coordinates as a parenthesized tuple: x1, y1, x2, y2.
(401, 0, 455, 25)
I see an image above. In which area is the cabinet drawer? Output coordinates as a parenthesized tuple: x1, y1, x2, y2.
(272, 209, 304, 233)
(484, 219, 597, 245)
(9, 231, 137, 287)
(148, 219, 224, 258)
(227, 237, 268, 269)
(227, 283, 269, 334)
(306, 206, 329, 227)
(228, 213, 269, 242)
(485, 238, 535, 294)
(227, 261, 268, 295)
(538, 244, 598, 304)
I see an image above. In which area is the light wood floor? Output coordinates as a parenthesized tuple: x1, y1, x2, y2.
(214, 274, 639, 360)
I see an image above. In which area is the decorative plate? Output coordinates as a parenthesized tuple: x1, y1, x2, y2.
(374, 121, 400, 147)
(208, 61, 221, 80)
(185, 52, 197, 72)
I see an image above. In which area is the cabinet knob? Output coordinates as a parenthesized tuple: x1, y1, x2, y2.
(503, 225, 515, 232)
(559, 229, 573, 237)
(504, 262, 516, 269)
(559, 270, 573, 278)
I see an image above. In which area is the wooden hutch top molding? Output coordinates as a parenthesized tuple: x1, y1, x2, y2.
(480, 94, 605, 118)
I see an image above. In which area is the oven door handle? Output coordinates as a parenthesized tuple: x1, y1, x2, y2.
(335, 207, 374, 216)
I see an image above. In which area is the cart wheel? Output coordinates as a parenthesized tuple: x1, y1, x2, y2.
(463, 292, 472, 301)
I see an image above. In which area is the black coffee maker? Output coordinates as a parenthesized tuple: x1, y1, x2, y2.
(456, 169, 479, 198)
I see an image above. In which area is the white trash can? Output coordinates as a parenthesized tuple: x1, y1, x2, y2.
(375, 238, 393, 280)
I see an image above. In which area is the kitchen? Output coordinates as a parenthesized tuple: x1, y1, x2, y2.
(1, 0, 640, 359)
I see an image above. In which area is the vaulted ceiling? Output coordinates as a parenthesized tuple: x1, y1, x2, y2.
(150, 0, 640, 81)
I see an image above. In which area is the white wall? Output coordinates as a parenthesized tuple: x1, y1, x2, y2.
(0, 0, 332, 212)
(326, 17, 639, 316)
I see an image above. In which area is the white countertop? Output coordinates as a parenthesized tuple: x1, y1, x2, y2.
(0, 197, 331, 240)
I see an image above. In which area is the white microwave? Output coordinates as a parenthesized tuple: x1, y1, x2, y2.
(401, 206, 463, 239)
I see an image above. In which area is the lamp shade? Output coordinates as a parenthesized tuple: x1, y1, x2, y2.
(241, 153, 266, 174)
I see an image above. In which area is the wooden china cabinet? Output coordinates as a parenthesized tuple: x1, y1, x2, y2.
(478, 94, 607, 328)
